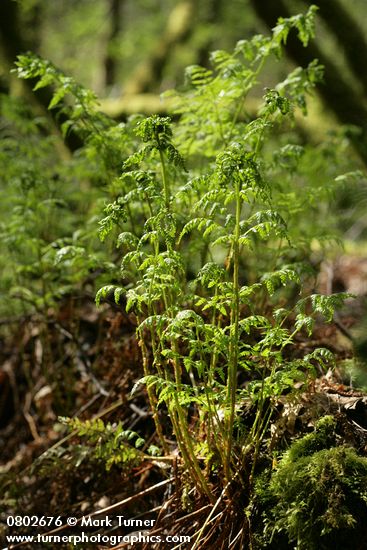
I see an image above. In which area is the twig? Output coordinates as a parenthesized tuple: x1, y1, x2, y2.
(189, 481, 230, 550)
(72, 393, 103, 417)
(174, 504, 212, 525)
(334, 313, 354, 341)
(229, 527, 244, 549)
(23, 391, 41, 442)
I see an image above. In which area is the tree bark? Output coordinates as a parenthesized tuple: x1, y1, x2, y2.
(104, 0, 124, 88)
(0, 0, 31, 66)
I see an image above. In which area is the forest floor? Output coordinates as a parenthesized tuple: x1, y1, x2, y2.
(1, 254, 367, 549)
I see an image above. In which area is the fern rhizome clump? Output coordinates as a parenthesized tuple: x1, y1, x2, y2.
(10, 5, 362, 549)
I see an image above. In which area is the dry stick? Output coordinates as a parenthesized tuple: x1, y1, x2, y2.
(109, 524, 174, 550)
(111, 534, 164, 549)
(73, 392, 103, 417)
(186, 509, 226, 550)
(22, 398, 41, 442)
(228, 527, 244, 549)
(190, 480, 231, 550)
(169, 507, 215, 550)
(198, 518, 223, 548)
(7, 478, 174, 549)
(174, 504, 212, 525)
(159, 506, 214, 549)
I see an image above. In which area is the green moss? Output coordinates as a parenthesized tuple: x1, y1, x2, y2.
(256, 417, 367, 549)
(285, 415, 337, 460)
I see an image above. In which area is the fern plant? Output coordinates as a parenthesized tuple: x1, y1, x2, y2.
(60, 417, 158, 471)
(93, 5, 353, 494)
(12, 6, 356, 503)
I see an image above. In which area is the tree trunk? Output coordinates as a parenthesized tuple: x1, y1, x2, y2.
(104, 0, 124, 88)
(0, 0, 31, 66)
